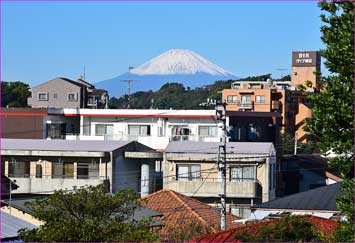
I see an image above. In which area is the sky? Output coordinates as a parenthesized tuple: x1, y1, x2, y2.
(1, 1, 325, 87)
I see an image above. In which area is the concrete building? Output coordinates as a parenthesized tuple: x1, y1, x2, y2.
(1, 139, 162, 196)
(28, 77, 108, 109)
(222, 50, 320, 143)
(163, 141, 276, 219)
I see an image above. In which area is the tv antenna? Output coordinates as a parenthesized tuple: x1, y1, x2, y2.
(121, 66, 139, 109)
(275, 68, 288, 80)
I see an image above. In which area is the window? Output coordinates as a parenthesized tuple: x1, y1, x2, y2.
(67, 93, 78, 101)
(128, 125, 151, 136)
(255, 95, 265, 104)
(77, 162, 99, 179)
(8, 161, 30, 178)
(52, 161, 74, 178)
(36, 164, 42, 178)
(227, 95, 238, 103)
(229, 126, 241, 141)
(95, 124, 114, 136)
(241, 95, 252, 106)
(38, 92, 48, 101)
(199, 126, 217, 137)
(176, 164, 201, 181)
(230, 165, 256, 182)
(53, 93, 58, 99)
(230, 206, 251, 219)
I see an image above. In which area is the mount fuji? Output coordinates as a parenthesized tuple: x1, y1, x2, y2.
(95, 49, 238, 97)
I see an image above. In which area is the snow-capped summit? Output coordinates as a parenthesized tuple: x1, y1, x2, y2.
(131, 49, 235, 76)
(95, 49, 238, 97)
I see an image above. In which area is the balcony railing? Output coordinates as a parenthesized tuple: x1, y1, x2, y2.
(169, 135, 221, 142)
(239, 101, 254, 109)
(169, 179, 259, 198)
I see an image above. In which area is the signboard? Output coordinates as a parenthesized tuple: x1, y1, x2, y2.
(292, 51, 320, 67)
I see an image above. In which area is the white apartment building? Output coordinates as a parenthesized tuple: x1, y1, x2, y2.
(47, 108, 224, 150)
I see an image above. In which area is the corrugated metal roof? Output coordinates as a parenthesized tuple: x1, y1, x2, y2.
(253, 183, 342, 211)
(1, 139, 132, 152)
(1, 211, 38, 239)
(165, 141, 274, 154)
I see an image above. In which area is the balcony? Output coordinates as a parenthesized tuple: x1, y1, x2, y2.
(239, 101, 254, 109)
(169, 135, 221, 142)
(169, 179, 259, 198)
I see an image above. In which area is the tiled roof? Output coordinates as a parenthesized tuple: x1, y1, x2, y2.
(140, 189, 240, 241)
(194, 215, 338, 242)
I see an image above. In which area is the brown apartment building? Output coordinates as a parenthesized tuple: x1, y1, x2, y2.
(222, 51, 320, 143)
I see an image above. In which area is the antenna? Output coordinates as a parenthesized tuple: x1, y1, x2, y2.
(83, 65, 86, 80)
(121, 66, 139, 109)
(275, 68, 288, 80)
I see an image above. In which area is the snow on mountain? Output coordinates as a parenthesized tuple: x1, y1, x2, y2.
(95, 49, 237, 97)
(131, 49, 235, 76)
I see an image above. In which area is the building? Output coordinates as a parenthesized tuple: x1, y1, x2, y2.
(27, 77, 108, 109)
(1, 139, 162, 196)
(222, 50, 321, 143)
(251, 183, 343, 220)
(163, 141, 276, 219)
(279, 154, 342, 196)
(140, 189, 240, 241)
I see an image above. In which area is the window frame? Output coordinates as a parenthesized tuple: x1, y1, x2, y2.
(255, 95, 266, 104)
(198, 126, 217, 137)
(38, 92, 48, 101)
(176, 164, 201, 181)
(95, 124, 114, 136)
(128, 124, 151, 136)
(230, 165, 256, 182)
(67, 92, 78, 102)
(227, 95, 238, 103)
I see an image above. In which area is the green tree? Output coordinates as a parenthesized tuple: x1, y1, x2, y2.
(18, 185, 158, 242)
(305, 1, 354, 241)
(1, 81, 31, 107)
(234, 215, 330, 242)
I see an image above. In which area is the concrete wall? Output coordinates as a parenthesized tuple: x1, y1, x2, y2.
(28, 78, 82, 108)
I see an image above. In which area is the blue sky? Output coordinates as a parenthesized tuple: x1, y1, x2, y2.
(1, 1, 324, 87)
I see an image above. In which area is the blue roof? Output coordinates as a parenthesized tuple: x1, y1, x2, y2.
(1, 211, 38, 239)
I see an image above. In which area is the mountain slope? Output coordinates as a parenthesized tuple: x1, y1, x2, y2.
(95, 49, 237, 97)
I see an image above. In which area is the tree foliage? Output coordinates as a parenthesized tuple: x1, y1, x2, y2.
(304, 1, 354, 241)
(233, 215, 330, 242)
(18, 185, 158, 242)
(1, 81, 30, 107)
(163, 218, 215, 242)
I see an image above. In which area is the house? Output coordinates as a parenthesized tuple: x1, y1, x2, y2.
(279, 154, 342, 196)
(140, 189, 240, 241)
(27, 77, 108, 109)
(251, 183, 343, 220)
(193, 215, 338, 242)
(163, 141, 277, 219)
(1, 211, 38, 242)
(1, 138, 162, 196)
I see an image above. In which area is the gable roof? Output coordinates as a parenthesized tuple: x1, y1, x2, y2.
(1, 211, 38, 239)
(165, 141, 274, 154)
(193, 215, 338, 242)
(140, 189, 240, 241)
(30, 77, 84, 89)
(253, 183, 342, 212)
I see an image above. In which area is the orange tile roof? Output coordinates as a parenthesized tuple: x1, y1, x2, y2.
(140, 189, 240, 241)
(193, 215, 339, 242)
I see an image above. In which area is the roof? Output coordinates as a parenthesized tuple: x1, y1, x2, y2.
(140, 189, 240, 241)
(1, 175, 19, 191)
(253, 183, 343, 212)
(193, 215, 338, 242)
(30, 77, 83, 89)
(1, 211, 38, 239)
(1, 139, 132, 153)
(165, 141, 274, 155)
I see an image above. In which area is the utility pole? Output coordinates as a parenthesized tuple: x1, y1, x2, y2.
(200, 98, 228, 231)
(216, 100, 227, 231)
(121, 66, 138, 109)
